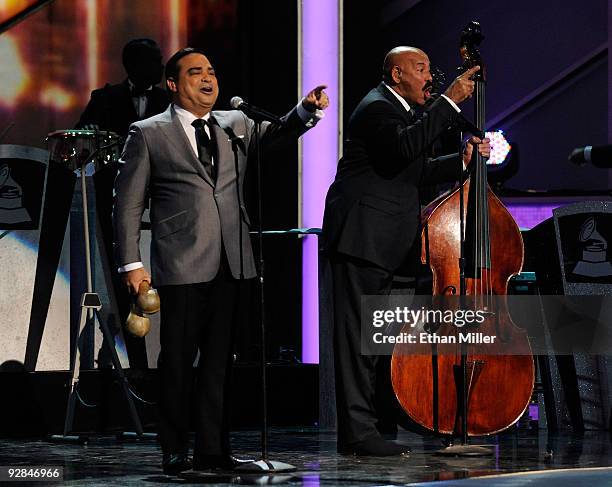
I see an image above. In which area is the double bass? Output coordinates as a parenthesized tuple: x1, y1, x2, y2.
(391, 22, 535, 437)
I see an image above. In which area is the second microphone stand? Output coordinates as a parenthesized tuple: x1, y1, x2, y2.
(435, 126, 492, 458)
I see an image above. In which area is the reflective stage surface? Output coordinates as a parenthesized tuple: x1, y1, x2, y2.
(0, 429, 610, 486)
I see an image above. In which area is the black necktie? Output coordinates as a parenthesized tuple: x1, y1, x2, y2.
(191, 118, 216, 180)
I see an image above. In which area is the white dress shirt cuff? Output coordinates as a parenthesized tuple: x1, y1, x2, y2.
(296, 100, 325, 127)
(118, 262, 144, 273)
(441, 94, 461, 113)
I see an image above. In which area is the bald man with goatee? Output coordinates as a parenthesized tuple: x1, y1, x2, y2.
(322, 46, 490, 456)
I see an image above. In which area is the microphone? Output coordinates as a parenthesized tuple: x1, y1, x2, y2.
(569, 145, 612, 168)
(454, 113, 485, 139)
(230, 96, 285, 125)
(426, 94, 485, 138)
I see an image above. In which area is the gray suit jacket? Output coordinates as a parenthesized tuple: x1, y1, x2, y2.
(113, 104, 311, 286)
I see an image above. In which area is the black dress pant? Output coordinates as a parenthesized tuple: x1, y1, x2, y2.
(156, 252, 239, 458)
(330, 252, 396, 446)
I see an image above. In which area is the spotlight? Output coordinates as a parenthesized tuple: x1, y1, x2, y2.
(486, 129, 519, 191)
(485, 129, 511, 166)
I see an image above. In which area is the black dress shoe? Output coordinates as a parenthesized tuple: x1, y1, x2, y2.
(194, 454, 255, 471)
(376, 421, 398, 440)
(162, 453, 193, 475)
(338, 436, 411, 457)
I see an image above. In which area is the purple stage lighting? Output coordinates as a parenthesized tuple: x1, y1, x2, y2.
(301, 0, 339, 364)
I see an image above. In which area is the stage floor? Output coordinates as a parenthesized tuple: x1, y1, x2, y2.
(1, 429, 611, 486)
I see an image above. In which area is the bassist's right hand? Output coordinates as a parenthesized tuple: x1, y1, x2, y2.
(444, 65, 479, 104)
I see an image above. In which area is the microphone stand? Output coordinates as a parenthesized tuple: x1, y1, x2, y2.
(436, 123, 492, 457)
(235, 118, 296, 474)
(225, 127, 245, 280)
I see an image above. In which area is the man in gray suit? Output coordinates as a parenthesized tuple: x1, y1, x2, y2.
(113, 47, 328, 475)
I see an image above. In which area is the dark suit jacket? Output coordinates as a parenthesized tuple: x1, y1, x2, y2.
(76, 79, 170, 137)
(114, 105, 314, 286)
(322, 82, 462, 271)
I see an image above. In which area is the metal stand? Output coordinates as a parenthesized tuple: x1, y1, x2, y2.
(235, 120, 295, 474)
(50, 143, 153, 444)
(0, 122, 14, 140)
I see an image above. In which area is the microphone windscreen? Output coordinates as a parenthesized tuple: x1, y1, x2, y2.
(230, 96, 243, 109)
(568, 147, 588, 165)
(568, 144, 612, 168)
